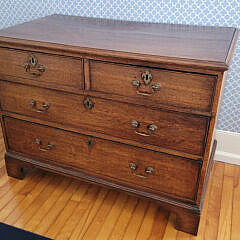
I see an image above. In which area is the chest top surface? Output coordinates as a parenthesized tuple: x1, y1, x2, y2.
(0, 14, 238, 70)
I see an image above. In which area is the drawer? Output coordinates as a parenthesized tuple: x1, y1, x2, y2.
(0, 48, 83, 90)
(0, 81, 209, 156)
(4, 116, 201, 201)
(90, 61, 216, 112)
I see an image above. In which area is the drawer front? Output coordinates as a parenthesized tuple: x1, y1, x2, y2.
(0, 81, 209, 156)
(0, 48, 83, 89)
(90, 61, 216, 112)
(4, 117, 201, 201)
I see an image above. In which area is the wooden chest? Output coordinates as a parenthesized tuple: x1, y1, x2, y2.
(0, 15, 238, 235)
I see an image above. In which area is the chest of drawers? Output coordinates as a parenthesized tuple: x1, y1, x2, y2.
(0, 15, 238, 235)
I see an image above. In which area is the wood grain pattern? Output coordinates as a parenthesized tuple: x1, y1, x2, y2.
(0, 130, 239, 240)
(0, 48, 83, 90)
(0, 81, 209, 156)
(0, 14, 237, 71)
(2, 110, 203, 161)
(4, 116, 201, 201)
(90, 60, 216, 112)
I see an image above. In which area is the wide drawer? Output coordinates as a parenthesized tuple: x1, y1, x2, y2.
(0, 48, 83, 90)
(4, 116, 201, 201)
(0, 81, 209, 156)
(90, 60, 216, 112)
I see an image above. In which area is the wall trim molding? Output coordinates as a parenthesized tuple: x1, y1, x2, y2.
(215, 130, 240, 165)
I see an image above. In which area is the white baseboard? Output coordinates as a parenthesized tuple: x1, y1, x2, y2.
(215, 130, 240, 165)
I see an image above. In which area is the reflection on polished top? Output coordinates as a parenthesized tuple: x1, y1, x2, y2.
(0, 14, 237, 69)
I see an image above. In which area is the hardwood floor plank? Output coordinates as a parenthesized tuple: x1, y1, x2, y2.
(34, 180, 80, 236)
(135, 202, 158, 240)
(23, 177, 71, 232)
(177, 231, 191, 240)
(122, 199, 149, 240)
(146, 208, 169, 240)
(108, 196, 138, 240)
(162, 213, 178, 240)
(0, 176, 17, 197)
(14, 174, 63, 229)
(224, 163, 235, 177)
(232, 165, 240, 240)
(0, 194, 26, 222)
(203, 162, 224, 240)
(56, 185, 101, 240)
(0, 171, 45, 224)
(4, 172, 48, 225)
(217, 174, 234, 240)
(70, 187, 108, 240)
(96, 192, 128, 240)
(46, 182, 89, 239)
(0, 171, 37, 212)
(81, 191, 119, 240)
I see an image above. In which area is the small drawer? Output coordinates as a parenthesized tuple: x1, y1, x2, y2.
(90, 60, 216, 112)
(0, 48, 83, 90)
(4, 116, 201, 201)
(0, 81, 209, 156)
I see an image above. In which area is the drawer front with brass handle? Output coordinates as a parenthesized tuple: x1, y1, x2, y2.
(0, 48, 83, 90)
(4, 116, 201, 201)
(0, 81, 209, 156)
(90, 60, 216, 113)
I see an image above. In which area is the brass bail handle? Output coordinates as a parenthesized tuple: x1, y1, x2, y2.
(35, 138, 55, 152)
(29, 99, 50, 113)
(131, 70, 161, 96)
(22, 54, 45, 77)
(129, 162, 154, 178)
(131, 120, 158, 137)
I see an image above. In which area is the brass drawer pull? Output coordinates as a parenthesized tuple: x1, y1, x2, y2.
(131, 70, 161, 96)
(29, 99, 50, 113)
(83, 97, 94, 110)
(35, 138, 55, 152)
(129, 162, 154, 178)
(133, 173, 147, 178)
(145, 167, 154, 174)
(129, 162, 137, 170)
(131, 120, 157, 137)
(22, 54, 45, 77)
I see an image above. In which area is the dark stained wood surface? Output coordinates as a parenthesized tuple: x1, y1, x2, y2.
(4, 116, 201, 201)
(0, 81, 209, 156)
(0, 14, 238, 70)
(90, 60, 216, 112)
(0, 48, 83, 90)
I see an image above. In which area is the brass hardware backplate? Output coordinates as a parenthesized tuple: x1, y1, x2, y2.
(83, 97, 94, 110)
(22, 54, 45, 77)
(141, 71, 152, 85)
(145, 167, 154, 174)
(29, 55, 38, 67)
(129, 162, 137, 170)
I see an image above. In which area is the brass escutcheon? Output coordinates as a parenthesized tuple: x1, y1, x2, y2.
(22, 54, 45, 77)
(141, 71, 152, 85)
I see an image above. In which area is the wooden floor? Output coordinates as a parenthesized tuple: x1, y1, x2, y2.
(0, 134, 239, 239)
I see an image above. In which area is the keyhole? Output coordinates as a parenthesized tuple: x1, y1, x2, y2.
(84, 97, 94, 110)
(142, 71, 152, 85)
(29, 55, 37, 67)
